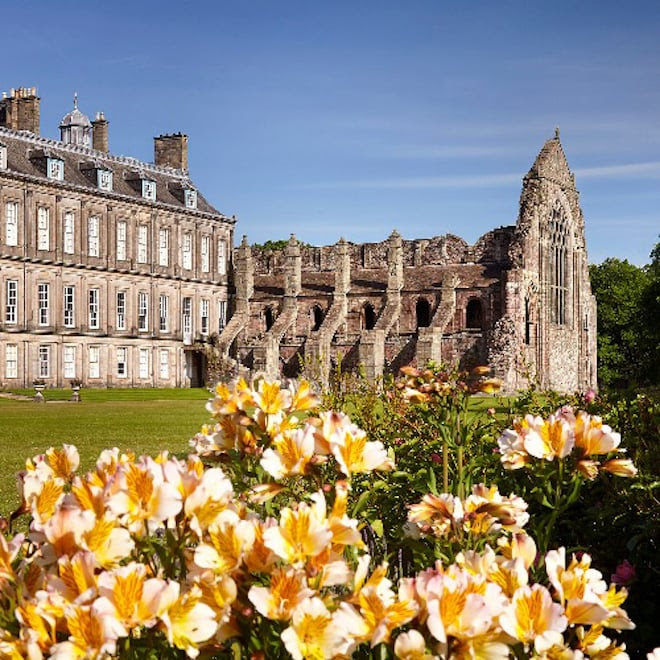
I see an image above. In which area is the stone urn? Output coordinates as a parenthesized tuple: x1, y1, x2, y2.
(33, 383, 46, 403)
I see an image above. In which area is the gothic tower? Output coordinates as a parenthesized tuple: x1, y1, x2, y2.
(493, 131, 597, 391)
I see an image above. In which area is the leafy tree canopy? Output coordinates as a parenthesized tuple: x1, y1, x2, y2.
(590, 238, 659, 389)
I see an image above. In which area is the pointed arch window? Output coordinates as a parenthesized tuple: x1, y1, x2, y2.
(548, 202, 569, 325)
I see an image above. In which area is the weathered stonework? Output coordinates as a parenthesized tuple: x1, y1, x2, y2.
(222, 134, 597, 393)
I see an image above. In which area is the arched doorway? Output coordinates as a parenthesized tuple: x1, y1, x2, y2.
(416, 298, 431, 328)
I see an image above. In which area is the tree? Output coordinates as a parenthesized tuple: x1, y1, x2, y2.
(639, 240, 660, 384)
(589, 258, 651, 388)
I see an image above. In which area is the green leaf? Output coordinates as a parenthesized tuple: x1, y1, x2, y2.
(427, 466, 438, 495)
(351, 490, 372, 516)
(371, 519, 384, 537)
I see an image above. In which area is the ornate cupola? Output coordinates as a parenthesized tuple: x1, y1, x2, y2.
(59, 93, 92, 147)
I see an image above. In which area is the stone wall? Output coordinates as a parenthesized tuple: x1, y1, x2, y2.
(223, 134, 597, 394)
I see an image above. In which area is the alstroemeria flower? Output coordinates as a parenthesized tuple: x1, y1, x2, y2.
(289, 379, 320, 413)
(263, 496, 332, 565)
(155, 583, 218, 658)
(82, 514, 134, 569)
(260, 425, 316, 479)
(105, 459, 183, 534)
(499, 584, 567, 653)
(601, 458, 637, 477)
(574, 412, 621, 456)
(330, 426, 394, 477)
(282, 597, 351, 659)
(40, 499, 96, 561)
(394, 629, 438, 660)
(95, 563, 171, 632)
(416, 566, 505, 646)
(47, 551, 98, 604)
(193, 513, 255, 575)
(49, 602, 125, 659)
(340, 564, 418, 647)
(46, 444, 80, 481)
(497, 428, 529, 470)
(248, 567, 314, 621)
(545, 548, 611, 625)
(183, 467, 235, 538)
(408, 493, 463, 537)
(523, 414, 575, 461)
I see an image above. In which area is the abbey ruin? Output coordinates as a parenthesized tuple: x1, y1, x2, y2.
(218, 133, 597, 393)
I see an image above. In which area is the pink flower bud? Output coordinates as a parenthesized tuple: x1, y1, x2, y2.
(584, 388, 597, 403)
(611, 559, 636, 585)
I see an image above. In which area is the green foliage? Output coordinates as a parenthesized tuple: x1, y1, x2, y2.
(589, 257, 651, 388)
(251, 238, 311, 251)
(590, 239, 660, 389)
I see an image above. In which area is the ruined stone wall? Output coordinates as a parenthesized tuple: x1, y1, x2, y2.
(229, 136, 597, 393)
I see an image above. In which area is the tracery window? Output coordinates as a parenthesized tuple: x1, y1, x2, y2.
(548, 202, 569, 326)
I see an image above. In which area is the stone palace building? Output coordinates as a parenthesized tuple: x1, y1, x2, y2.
(220, 131, 597, 393)
(0, 87, 234, 388)
(0, 86, 597, 392)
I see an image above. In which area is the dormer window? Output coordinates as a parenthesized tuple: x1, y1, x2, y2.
(184, 189, 197, 209)
(0, 145, 7, 169)
(142, 180, 156, 201)
(97, 169, 113, 191)
(47, 158, 64, 181)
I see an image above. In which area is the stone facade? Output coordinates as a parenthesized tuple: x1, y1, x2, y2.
(221, 133, 597, 393)
(0, 87, 234, 388)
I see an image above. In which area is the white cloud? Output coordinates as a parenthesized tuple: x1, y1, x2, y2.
(575, 161, 660, 178)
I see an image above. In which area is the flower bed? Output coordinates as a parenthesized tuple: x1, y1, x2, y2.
(0, 374, 651, 658)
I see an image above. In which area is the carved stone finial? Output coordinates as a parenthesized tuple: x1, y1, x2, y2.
(240, 235, 249, 247)
(554, 126, 560, 140)
(73, 92, 78, 109)
(390, 229, 400, 238)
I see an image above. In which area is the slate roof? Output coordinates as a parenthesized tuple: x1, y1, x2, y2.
(0, 126, 229, 221)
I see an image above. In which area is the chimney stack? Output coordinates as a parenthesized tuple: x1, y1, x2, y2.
(0, 87, 41, 134)
(154, 133, 188, 171)
(91, 112, 109, 152)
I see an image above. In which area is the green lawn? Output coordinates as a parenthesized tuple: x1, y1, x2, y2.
(0, 388, 211, 514)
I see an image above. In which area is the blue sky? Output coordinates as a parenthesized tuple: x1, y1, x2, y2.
(5, 0, 659, 265)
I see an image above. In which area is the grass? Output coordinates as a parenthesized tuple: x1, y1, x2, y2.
(0, 386, 514, 516)
(0, 388, 212, 514)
